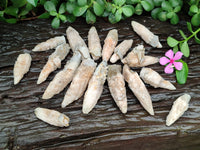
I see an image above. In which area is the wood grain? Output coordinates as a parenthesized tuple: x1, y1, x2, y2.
(0, 15, 200, 150)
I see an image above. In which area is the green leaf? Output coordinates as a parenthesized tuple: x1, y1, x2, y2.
(176, 60, 188, 84)
(39, 0, 46, 5)
(153, 0, 163, 7)
(77, 0, 87, 6)
(158, 11, 167, 21)
(167, 37, 179, 47)
(188, 10, 194, 16)
(118, 8, 123, 14)
(195, 34, 200, 44)
(190, 5, 198, 13)
(135, 3, 143, 15)
(50, 11, 57, 16)
(115, 9, 122, 22)
(141, 0, 154, 12)
(66, 14, 76, 22)
(112, 7, 116, 14)
(179, 30, 187, 40)
(146, 0, 154, 8)
(0, 0, 8, 8)
(59, 14, 67, 22)
(38, 12, 50, 19)
(151, 8, 162, 19)
(44, 1, 56, 12)
(0, 11, 4, 17)
(170, 13, 179, 25)
(179, 42, 183, 51)
(161, 1, 173, 12)
(86, 9, 96, 24)
(4, 6, 19, 17)
(59, 3, 65, 14)
(180, 41, 190, 57)
(108, 13, 117, 24)
(178, 0, 183, 6)
(12, 0, 27, 8)
(50, 0, 59, 6)
(191, 14, 200, 26)
(187, 22, 193, 33)
(27, 0, 39, 7)
(169, 0, 180, 7)
(51, 17, 60, 29)
(19, 8, 29, 16)
(26, 3, 34, 10)
(167, 12, 174, 19)
(173, 6, 181, 13)
(96, 0, 104, 6)
(19, 3, 34, 16)
(66, 2, 76, 14)
(102, 10, 110, 17)
(93, 1, 104, 16)
(5, 18, 17, 24)
(188, 0, 196, 5)
(122, 5, 134, 17)
(113, 0, 126, 6)
(105, 2, 112, 12)
(73, 5, 88, 17)
(126, 0, 140, 5)
(173, 45, 178, 53)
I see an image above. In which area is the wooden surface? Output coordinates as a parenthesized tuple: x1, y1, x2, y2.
(0, 15, 200, 150)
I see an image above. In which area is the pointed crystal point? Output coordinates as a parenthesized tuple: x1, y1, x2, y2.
(140, 67, 176, 90)
(123, 65, 154, 115)
(166, 94, 191, 126)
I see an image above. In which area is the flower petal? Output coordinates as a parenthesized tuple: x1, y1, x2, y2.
(174, 62, 183, 70)
(165, 49, 174, 59)
(164, 63, 174, 74)
(173, 51, 183, 60)
(159, 57, 170, 65)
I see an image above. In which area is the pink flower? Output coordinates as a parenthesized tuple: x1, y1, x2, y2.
(160, 49, 183, 74)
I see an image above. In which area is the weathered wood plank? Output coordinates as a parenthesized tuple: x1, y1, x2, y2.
(0, 15, 200, 150)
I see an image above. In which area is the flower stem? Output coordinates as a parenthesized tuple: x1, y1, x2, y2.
(179, 27, 200, 43)
(88, 0, 94, 8)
